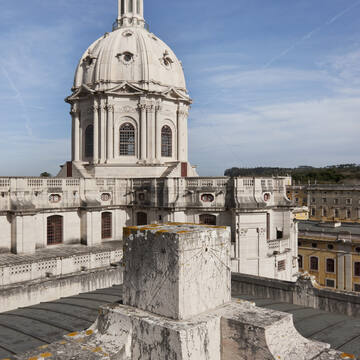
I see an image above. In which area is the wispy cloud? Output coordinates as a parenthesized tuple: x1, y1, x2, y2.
(264, 0, 360, 68)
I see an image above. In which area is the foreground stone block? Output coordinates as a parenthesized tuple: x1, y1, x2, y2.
(123, 224, 231, 320)
(221, 301, 329, 360)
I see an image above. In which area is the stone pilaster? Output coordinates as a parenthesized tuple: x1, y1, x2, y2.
(106, 104, 114, 161)
(138, 104, 147, 161)
(92, 101, 99, 164)
(71, 106, 80, 162)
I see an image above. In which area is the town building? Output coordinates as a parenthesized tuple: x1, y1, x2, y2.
(298, 220, 360, 292)
(287, 184, 360, 223)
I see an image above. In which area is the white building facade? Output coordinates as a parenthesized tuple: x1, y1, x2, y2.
(0, 0, 299, 283)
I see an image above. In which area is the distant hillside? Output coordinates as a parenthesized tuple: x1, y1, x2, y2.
(224, 164, 360, 184)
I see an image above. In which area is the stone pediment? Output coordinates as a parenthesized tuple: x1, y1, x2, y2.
(66, 85, 95, 102)
(161, 87, 190, 102)
(106, 82, 145, 96)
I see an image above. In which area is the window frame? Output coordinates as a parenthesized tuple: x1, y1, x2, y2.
(354, 262, 360, 277)
(325, 278, 335, 288)
(310, 256, 319, 271)
(119, 122, 136, 157)
(161, 125, 172, 158)
(199, 214, 217, 225)
(47, 215, 63, 246)
(326, 258, 335, 274)
(101, 212, 112, 240)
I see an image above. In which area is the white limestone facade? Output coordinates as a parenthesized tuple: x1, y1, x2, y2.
(0, 176, 298, 282)
(59, 0, 196, 179)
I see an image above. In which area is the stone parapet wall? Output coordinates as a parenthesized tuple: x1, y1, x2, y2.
(0, 176, 291, 212)
(0, 266, 123, 313)
(232, 272, 360, 318)
(0, 245, 122, 287)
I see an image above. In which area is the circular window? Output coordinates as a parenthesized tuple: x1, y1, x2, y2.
(49, 194, 61, 203)
(201, 194, 214, 203)
(123, 52, 133, 63)
(122, 31, 133, 37)
(264, 193, 271, 202)
(101, 193, 111, 201)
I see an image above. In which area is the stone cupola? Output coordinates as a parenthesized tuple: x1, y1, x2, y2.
(62, 0, 197, 179)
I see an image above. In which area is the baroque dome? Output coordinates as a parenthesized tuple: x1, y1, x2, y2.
(73, 26, 188, 98)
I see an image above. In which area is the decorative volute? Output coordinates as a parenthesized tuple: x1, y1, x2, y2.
(114, 0, 145, 29)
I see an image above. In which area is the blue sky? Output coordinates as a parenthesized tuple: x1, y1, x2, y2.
(1, 0, 360, 176)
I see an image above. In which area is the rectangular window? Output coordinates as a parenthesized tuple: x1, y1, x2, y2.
(347, 209, 351, 219)
(346, 198, 352, 205)
(278, 260, 286, 271)
(276, 228, 283, 239)
(355, 262, 360, 277)
(101, 212, 112, 239)
(311, 208, 315, 217)
(325, 279, 335, 288)
(311, 198, 315, 203)
(322, 198, 327, 203)
(334, 198, 339, 205)
(310, 256, 318, 271)
(354, 284, 360, 292)
(326, 259, 335, 273)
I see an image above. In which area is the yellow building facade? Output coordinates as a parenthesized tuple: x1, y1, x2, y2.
(298, 221, 360, 292)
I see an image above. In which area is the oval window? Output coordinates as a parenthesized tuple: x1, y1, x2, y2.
(264, 193, 271, 202)
(201, 194, 214, 203)
(101, 193, 111, 201)
(49, 194, 61, 203)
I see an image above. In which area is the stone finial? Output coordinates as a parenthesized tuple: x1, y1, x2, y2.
(123, 223, 231, 320)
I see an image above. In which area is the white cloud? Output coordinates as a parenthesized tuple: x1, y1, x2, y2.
(189, 96, 360, 175)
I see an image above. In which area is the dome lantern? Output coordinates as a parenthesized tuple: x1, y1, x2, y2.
(113, 0, 145, 30)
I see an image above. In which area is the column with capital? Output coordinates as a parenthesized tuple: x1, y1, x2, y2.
(177, 106, 188, 162)
(155, 104, 162, 161)
(93, 100, 99, 164)
(71, 106, 80, 162)
(146, 104, 155, 161)
(100, 100, 107, 163)
(107, 104, 114, 161)
(139, 104, 147, 161)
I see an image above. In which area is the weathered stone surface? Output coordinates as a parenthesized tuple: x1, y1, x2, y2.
(221, 301, 329, 360)
(13, 225, 351, 360)
(123, 224, 231, 320)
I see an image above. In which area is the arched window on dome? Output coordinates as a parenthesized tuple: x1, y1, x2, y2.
(128, 0, 133, 12)
(161, 125, 172, 157)
(120, 123, 136, 156)
(85, 125, 94, 158)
